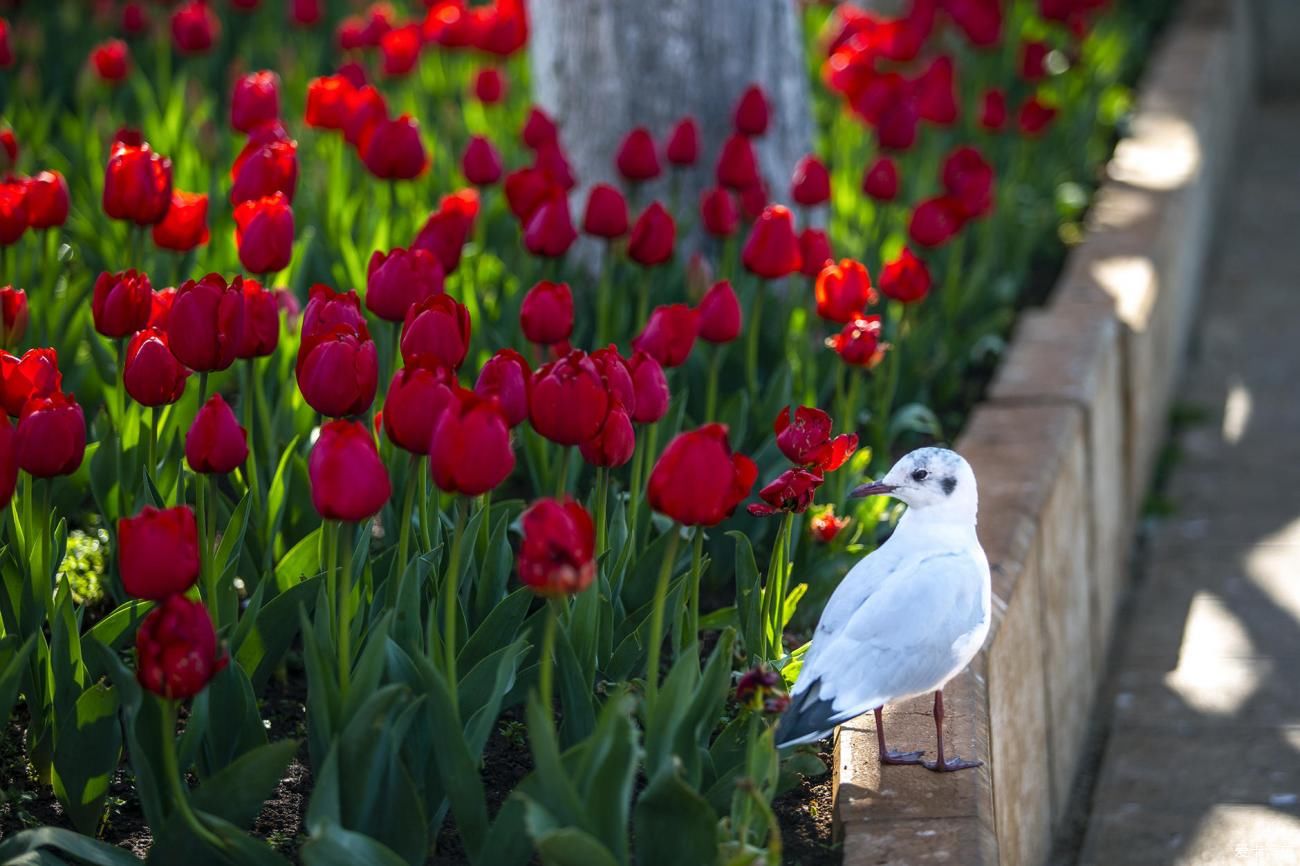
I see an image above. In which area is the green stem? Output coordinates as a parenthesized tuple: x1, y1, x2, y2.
(595, 245, 613, 347)
(645, 527, 681, 703)
(594, 467, 609, 557)
(478, 489, 492, 560)
(553, 446, 569, 498)
(705, 344, 726, 421)
(147, 405, 158, 484)
(242, 362, 263, 527)
(337, 522, 354, 700)
(39, 478, 52, 590)
(195, 475, 214, 630)
(115, 338, 127, 518)
(443, 498, 467, 716)
(686, 526, 705, 655)
(418, 457, 433, 553)
(538, 598, 559, 713)
(397, 456, 418, 570)
(197, 370, 208, 407)
(745, 279, 766, 394)
(159, 699, 225, 852)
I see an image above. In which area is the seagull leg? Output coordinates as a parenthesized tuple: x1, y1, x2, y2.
(922, 689, 982, 773)
(874, 707, 925, 765)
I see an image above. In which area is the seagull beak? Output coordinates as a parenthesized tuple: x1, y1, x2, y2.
(849, 480, 897, 498)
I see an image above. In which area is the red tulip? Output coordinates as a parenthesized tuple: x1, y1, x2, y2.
(747, 468, 824, 517)
(400, 294, 471, 371)
(122, 2, 149, 34)
(413, 189, 479, 273)
(774, 405, 857, 472)
(743, 205, 802, 279)
(536, 142, 577, 190)
(15, 390, 86, 478)
(827, 313, 884, 367)
(361, 115, 428, 180)
(791, 155, 830, 207)
(517, 498, 595, 596)
(1018, 96, 1058, 136)
(879, 247, 931, 303)
(381, 25, 421, 76)
(810, 507, 850, 543)
(235, 281, 279, 360)
(366, 247, 445, 323)
(616, 127, 661, 182)
(0, 286, 26, 346)
(946, 0, 1002, 46)
(305, 75, 355, 130)
(626, 202, 676, 267)
(231, 70, 280, 133)
(589, 346, 636, 416)
(979, 89, 1008, 131)
(504, 167, 558, 223)
(301, 284, 366, 346)
(814, 259, 874, 324)
(733, 84, 770, 136)
(309, 420, 391, 521)
(186, 395, 248, 474)
(1, 349, 61, 417)
(942, 146, 994, 219)
(716, 134, 760, 191)
(665, 117, 699, 166)
(626, 351, 668, 424)
(648, 424, 757, 526)
(0, 415, 15, 509)
(24, 171, 68, 230)
(522, 107, 558, 151)
(382, 366, 455, 455)
(171, 1, 219, 54)
(234, 192, 293, 274)
(862, 157, 899, 201)
(92, 269, 153, 339)
(149, 289, 175, 329)
(291, 0, 321, 26)
(474, 349, 531, 428)
(135, 595, 227, 699)
(520, 281, 573, 346)
(697, 280, 741, 344)
(529, 351, 610, 446)
(735, 666, 788, 713)
(700, 187, 739, 238)
(0, 20, 9, 69)
(473, 67, 506, 103)
(798, 228, 833, 279)
(103, 140, 172, 226)
(523, 195, 577, 258)
(739, 182, 769, 222)
(579, 405, 635, 469)
(915, 56, 957, 125)
(0, 130, 13, 172)
(462, 135, 503, 186)
(167, 274, 246, 373)
(909, 196, 964, 248)
(297, 325, 378, 418)
(1020, 41, 1050, 82)
(343, 85, 388, 148)
(632, 304, 697, 368)
(124, 327, 188, 406)
(91, 39, 129, 83)
(429, 387, 515, 496)
(231, 138, 298, 206)
(0, 181, 20, 246)
(152, 190, 209, 252)
(582, 184, 629, 239)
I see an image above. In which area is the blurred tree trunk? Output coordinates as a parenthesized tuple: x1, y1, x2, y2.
(528, 0, 814, 218)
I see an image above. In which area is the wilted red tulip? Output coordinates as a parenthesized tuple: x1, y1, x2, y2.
(774, 405, 858, 471)
(979, 89, 1008, 131)
(92, 269, 153, 339)
(91, 39, 129, 83)
(0, 182, 23, 246)
(523, 195, 577, 258)
(366, 247, 445, 323)
(124, 328, 188, 406)
(171, 1, 219, 54)
(814, 259, 874, 324)
(231, 71, 280, 133)
(234, 192, 293, 274)
(103, 140, 173, 226)
(700, 187, 739, 238)
(383, 366, 455, 455)
(791, 155, 830, 207)
(343, 85, 388, 148)
(733, 84, 770, 136)
(1018, 96, 1058, 136)
(152, 190, 209, 252)
(648, 424, 757, 526)
(297, 325, 378, 417)
(461, 135, 503, 186)
(473, 67, 505, 103)
(626, 351, 668, 424)
(135, 595, 226, 699)
(879, 247, 931, 303)
(716, 134, 760, 191)
(381, 25, 421, 76)
(167, 274, 245, 373)
(697, 280, 741, 344)
(827, 313, 885, 367)
(579, 404, 635, 469)
(361, 115, 428, 180)
(231, 138, 298, 206)
(810, 506, 850, 543)
(429, 387, 515, 495)
(862, 157, 899, 201)
(633, 304, 697, 368)
(0, 287, 26, 346)
(185, 395, 248, 474)
(309, 419, 391, 521)
(522, 107, 558, 151)
(582, 184, 629, 239)
(627, 202, 676, 267)
(530, 351, 610, 446)
(743, 205, 802, 279)
(665, 117, 699, 166)
(301, 284, 366, 345)
(305, 75, 354, 130)
(909, 196, 965, 247)
(400, 294, 470, 371)
(413, 189, 479, 273)
(520, 281, 573, 346)
(616, 127, 661, 182)
(942, 146, 994, 219)
(735, 666, 789, 714)
(1, 349, 61, 416)
(15, 390, 86, 478)
(517, 498, 595, 596)
(1020, 40, 1050, 82)
(24, 171, 67, 230)
(747, 468, 825, 517)
(798, 228, 833, 279)
(474, 349, 530, 427)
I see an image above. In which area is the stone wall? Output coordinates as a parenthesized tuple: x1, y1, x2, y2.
(832, 1, 1255, 863)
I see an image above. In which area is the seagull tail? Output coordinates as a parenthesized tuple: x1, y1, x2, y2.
(774, 679, 839, 749)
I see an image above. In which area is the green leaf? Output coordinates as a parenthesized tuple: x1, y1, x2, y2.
(458, 587, 530, 675)
(0, 634, 36, 725)
(633, 767, 720, 866)
(299, 819, 408, 866)
(727, 531, 763, 658)
(193, 662, 267, 778)
(51, 683, 121, 836)
(189, 739, 300, 831)
(275, 528, 321, 592)
(0, 827, 141, 865)
(233, 576, 321, 690)
(84, 600, 153, 654)
(423, 661, 491, 860)
(213, 491, 252, 582)
(781, 583, 808, 631)
(521, 797, 620, 866)
(554, 624, 596, 746)
(571, 692, 638, 862)
(458, 637, 529, 757)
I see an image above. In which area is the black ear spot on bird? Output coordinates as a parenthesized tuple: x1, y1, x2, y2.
(941, 476, 957, 495)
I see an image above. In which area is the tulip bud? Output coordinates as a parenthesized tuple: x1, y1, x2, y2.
(665, 117, 700, 166)
(696, 280, 742, 344)
(124, 327, 188, 406)
(366, 247, 445, 323)
(1017, 96, 1058, 137)
(231, 70, 280, 133)
(879, 247, 931, 304)
(862, 157, 899, 202)
(810, 506, 850, 543)
(0, 182, 23, 247)
(91, 39, 130, 83)
(798, 228, 833, 279)
(827, 313, 885, 367)
(521, 107, 558, 151)
(413, 189, 479, 274)
(135, 595, 227, 699)
(908, 196, 964, 248)
(383, 366, 455, 455)
(16, 390, 86, 478)
(301, 284, 366, 346)
(632, 305, 698, 368)
(473, 67, 506, 104)
(235, 280, 279, 359)
(291, 0, 320, 26)
(171, 0, 219, 55)
(474, 349, 531, 428)
(461, 135, 503, 186)
(24, 171, 69, 230)
(582, 184, 629, 239)
(234, 191, 294, 274)
(523, 195, 577, 259)
(517, 498, 596, 596)
(530, 351, 610, 446)
(979, 89, 1007, 131)
(0, 286, 27, 346)
(915, 56, 957, 125)
(627, 202, 676, 267)
(700, 187, 739, 238)
(305, 75, 355, 130)
(790, 155, 830, 207)
(103, 140, 173, 226)
(361, 115, 429, 180)
(185, 395, 248, 474)
(814, 259, 875, 324)
(122, 2, 148, 35)
(742, 205, 802, 279)
(1020, 40, 1049, 82)
(733, 84, 770, 136)
(230, 138, 298, 206)
(715, 134, 760, 191)
(92, 269, 153, 339)
(579, 404, 635, 468)
(343, 85, 388, 148)
(381, 25, 421, 76)
(297, 326, 378, 418)
(942, 146, 994, 219)
(0, 416, 15, 509)
(503, 167, 557, 223)
(429, 388, 515, 496)
(615, 127, 661, 183)
(626, 351, 669, 424)
(1, 348, 62, 417)
(309, 420, 391, 521)
(398, 294, 471, 372)
(119, 506, 200, 599)
(167, 274, 246, 373)
(520, 281, 573, 346)
(152, 190, 209, 252)
(648, 424, 757, 526)
(535, 141, 577, 190)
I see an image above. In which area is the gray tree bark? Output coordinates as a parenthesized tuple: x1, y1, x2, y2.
(528, 0, 814, 219)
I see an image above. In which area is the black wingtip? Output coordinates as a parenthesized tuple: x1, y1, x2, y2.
(774, 679, 838, 749)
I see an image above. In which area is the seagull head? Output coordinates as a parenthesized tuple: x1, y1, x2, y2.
(849, 447, 978, 521)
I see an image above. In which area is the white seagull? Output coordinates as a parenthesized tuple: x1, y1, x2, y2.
(774, 447, 991, 772)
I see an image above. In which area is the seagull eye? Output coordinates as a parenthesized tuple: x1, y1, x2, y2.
(911, 469, 928, 482)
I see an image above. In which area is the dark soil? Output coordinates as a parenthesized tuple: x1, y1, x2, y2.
(773, 746, 839, 866)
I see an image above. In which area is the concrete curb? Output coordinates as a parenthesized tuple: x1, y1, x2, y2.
(832, 2, 1254, 864)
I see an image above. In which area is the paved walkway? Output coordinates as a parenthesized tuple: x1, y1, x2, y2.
(1076, 102, 1300, 865)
